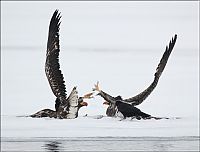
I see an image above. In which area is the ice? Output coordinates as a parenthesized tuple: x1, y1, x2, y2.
(1, 115, 199, 138)
(1, 1, 199, 151)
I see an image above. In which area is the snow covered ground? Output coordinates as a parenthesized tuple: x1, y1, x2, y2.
(1, 115, 198, 138)
(1, 1, 199, 151)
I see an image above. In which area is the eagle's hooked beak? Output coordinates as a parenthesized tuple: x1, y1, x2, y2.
(80, 101, 88, 106)
(103, 101, 110, 105)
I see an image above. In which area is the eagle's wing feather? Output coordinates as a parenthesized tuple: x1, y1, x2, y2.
(65, 87, 79, 119)
(45, 10, 67, 103)
(124, 35, 177, 106)
(98, 90, 116, 104)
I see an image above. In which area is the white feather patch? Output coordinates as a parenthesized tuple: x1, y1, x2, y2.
(66, 87, 79, 118)
(67, 106, 78, 119)
(67, 87, 79, 106)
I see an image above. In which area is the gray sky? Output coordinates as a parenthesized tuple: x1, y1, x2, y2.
(1, 1, 199, 51)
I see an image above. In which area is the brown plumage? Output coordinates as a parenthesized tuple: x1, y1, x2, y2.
(95, 35, 177, 118)
(45, 10, 67, 104)
(31, 10, 92, 119)
(124, 34, 177, 106)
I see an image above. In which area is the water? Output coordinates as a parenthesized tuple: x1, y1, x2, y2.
(2, 136, 199, 151)
(2, 2, 199, 151)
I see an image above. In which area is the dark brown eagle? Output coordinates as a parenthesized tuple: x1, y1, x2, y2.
(93, 34, 177, 119)
(31, 10, 93, 119)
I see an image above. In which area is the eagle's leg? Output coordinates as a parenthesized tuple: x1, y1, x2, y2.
(83, 92, 94, 99)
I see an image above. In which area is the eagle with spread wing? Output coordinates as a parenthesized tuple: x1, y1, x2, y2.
(94, 35, 177, 119)
(31, 10, 93, 119)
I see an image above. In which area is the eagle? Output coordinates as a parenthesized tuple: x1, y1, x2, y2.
(93, 34, 177, 119)
(31, 10, 93, 119)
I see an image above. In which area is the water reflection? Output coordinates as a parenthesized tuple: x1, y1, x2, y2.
(43, 141, 63, 152)
(1, 137, 199, 151)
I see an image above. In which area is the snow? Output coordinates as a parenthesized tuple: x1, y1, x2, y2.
(1, 115, 198, 138)
(1, 1, 199, 151)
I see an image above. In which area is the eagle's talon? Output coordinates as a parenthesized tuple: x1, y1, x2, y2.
(83, 92, 94, 99)
(93, 81, 100, 92)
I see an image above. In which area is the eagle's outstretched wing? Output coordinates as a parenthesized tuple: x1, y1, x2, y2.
(65, 87, 79, 119)
(45, 10, 67, 103)
(124, 34, 177, 106)
(97, 90, 117, 104)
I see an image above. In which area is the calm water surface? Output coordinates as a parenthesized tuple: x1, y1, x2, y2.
(2, 136, 199, 151)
